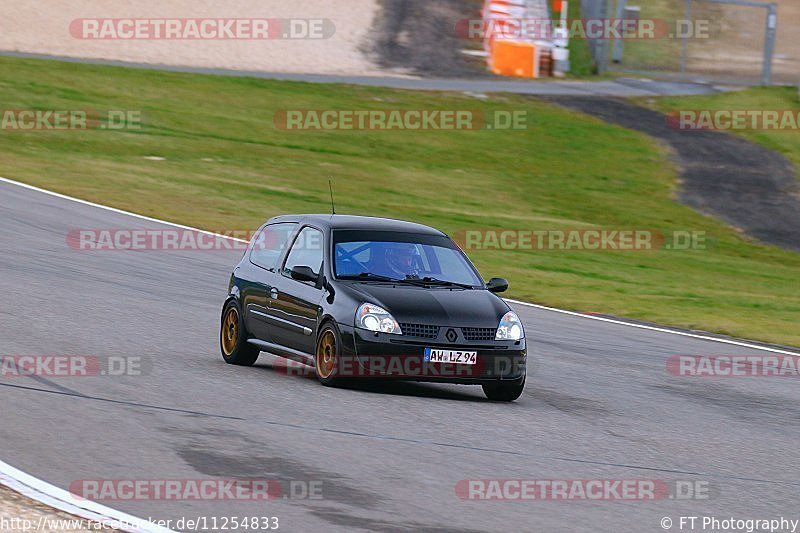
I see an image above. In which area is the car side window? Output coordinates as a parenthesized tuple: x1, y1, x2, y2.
(283, 227, 324, 282)
(249, 223, 296, 271)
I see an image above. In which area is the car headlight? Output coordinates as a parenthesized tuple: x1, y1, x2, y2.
(496, 311, 524, 340)
(356, 303, 403, 335)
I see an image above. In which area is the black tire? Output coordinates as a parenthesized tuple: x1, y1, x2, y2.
(482, 377, 525, 402)
(220, 300, 260, 366)
(315, 322, 344, 386)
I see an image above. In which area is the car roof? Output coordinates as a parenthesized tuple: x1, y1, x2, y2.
(266, 214, 446, 236)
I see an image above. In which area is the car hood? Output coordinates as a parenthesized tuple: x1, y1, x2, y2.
(345, 283, 509, 327)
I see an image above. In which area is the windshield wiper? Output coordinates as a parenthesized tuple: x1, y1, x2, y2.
(338, 272, 403, 283)
(403, 276, 475, 289)
(339, 273, 474, 289)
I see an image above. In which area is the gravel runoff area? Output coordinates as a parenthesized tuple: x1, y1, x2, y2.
(0, 485, 99, 532)
(549, 97, 800, 253)
(0, 0, 384, 76)
(0, 0, 493, 79)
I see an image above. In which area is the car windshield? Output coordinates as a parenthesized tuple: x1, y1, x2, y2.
(333, 230, 483, 288)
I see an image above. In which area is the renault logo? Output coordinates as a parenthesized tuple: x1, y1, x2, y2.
(446, 328, 458, 343)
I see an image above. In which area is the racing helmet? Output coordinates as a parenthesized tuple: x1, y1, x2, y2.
(384, 242, 420, 277)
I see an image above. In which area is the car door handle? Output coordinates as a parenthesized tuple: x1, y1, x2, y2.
(270, 288, 279, 299)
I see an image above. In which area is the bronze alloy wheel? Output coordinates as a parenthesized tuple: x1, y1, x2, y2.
(221, 306, 239, 357)
(316, 329, 337, 379)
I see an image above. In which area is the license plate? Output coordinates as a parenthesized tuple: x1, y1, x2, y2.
(424, 348, 477, 365)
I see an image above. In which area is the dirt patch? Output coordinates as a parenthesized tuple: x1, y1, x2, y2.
(546, 97, 800, 252)
(368, 0, 493, 78)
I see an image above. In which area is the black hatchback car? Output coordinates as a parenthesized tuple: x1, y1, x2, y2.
(220, 215, 527, 401)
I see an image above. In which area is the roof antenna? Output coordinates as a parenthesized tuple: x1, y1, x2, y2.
(328, 178, 336, 215)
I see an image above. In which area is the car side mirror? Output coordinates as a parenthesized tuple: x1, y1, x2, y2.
(290, 265, 318, 283)
(323, 276, 336, 303)
(486, 277, 509, 293)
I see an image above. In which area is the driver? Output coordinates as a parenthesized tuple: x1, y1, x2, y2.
(383, 243, 420, 278)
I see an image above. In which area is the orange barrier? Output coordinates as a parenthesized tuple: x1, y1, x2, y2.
(489, 40, 539, 78)
(482, 0, 555, 78)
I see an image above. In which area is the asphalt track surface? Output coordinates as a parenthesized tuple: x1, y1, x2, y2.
(0, 52, 726, 97)
(1, 179, 799, 533)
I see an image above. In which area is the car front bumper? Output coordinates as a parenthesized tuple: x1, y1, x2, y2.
(337, 324, 527, 384)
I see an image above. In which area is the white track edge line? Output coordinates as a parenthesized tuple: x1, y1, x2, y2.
(2, 175, 798, 358)
(0, 460, 174, 533)
(504, 299, 800, 356)
(0, 176, 249, 243)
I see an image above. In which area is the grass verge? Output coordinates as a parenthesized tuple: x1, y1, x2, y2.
(1, 56, 798, 346)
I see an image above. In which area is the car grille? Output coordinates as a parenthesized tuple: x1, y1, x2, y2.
(461, 327, 496, 341)
(399, 323, 440, 339)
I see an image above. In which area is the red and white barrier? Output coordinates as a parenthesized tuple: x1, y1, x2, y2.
(481, 0, 569, 78)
